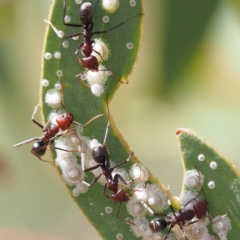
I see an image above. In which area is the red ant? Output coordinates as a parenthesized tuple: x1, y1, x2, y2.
(13, 80, 103, 163)
(83, 104, 141, 224)
(141, 168, 226, 240)
(45, 0, 143, 84)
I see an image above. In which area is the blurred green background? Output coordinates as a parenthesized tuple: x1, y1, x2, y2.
(1, 0, 240, 239)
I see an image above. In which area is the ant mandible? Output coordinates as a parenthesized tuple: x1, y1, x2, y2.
(141, 168, 218, 240)
(45, 0, 143, 84)
(13, 80, 103, 163)
(83, 103, 141, 224)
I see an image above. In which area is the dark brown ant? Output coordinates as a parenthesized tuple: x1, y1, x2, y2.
(45, 0, 143, 84)
(83, 104, 141, 224)
(141, 168, 226, 240)
(13, 80, 103, 163)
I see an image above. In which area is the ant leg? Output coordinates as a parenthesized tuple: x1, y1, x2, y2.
(194, 166, 213, 223)
(31, 104, 44, 129)
(89, 0, 100, 20)
(13, 137, 42, 148)
(141, 200, 169, 218)
(75, 70, 91, 89)
(92, 14, 144, 35)
(177, 224, 189, 240)
(44, 19, 84, 38)
(84, 164, 102, 173)
(31, 148, 54, 165)
(98, 69, 125, 84)
(163, 225, 175, 240)
(74, 42, 84, 57)
(181, 193, 200, 210)
(110, 152, 134, 171)
(116, 202, 135, 225)
(93, 49, 105, 63)
(63, 0, 84, 27)
(73, 114, 104, 128)
(102, 183, 110, 199)
(115, 165, 141, 186)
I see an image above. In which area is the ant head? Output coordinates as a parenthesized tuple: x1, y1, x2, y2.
(149, 218, 168, 232)
(56, 112, 74, 131)
(82, 56, 99, 70)
(92, 145, 106, 164)
(32, 141, 47, 157)
(80, 2, 93, 25)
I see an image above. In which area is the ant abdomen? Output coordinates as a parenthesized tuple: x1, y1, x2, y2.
(32, 141, 47, 157)
(92, 145, 106, 164)
(80, 2, 93, 25)
(149, 218, 168, 232)
(56, 113, 73, 130)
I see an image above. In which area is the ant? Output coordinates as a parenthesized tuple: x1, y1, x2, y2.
(141, 168, 226, 240)
(45, 0, 143, 84)
(83, 103, 141, 224)
(13, 80, 103, 163)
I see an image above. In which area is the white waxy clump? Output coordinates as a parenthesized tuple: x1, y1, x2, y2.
(72, 187, 81, 197)
(54, 82, 61, 90)
(55, 137, 77, 161)
(212, 215, 231, 240)
(126, 42, 134, 49)
(56, 70, 63, 77)
(126, 196, 147, 217)
(62, 40, 69, 48)
(210, 161, 218, 170)
(102, 16, 110, 23)
(42, 79, 49, 87)
(92, 38, 110, 62)
(131, 217, 153, 238)
(72, 36, 79, 40)
(62, 164, 84, 182)
(130, 164, 148, 182)
(44, 52, 52, 60)
(66, 129, 82, 147)
(129, 0, 136, 7)
(91, 84, 104, 97)
(64, 15, 71, 23)
(45, 89, 62, 108)
(208, 181, 215, 189)
(198, 154, 205, 161)
(75, 0, 82, 4)
(87, 159, 106, 185)
(184, 169, 203, 191)
(132, 183, 148, 202)
(112, 168, 130, 188)
(116, 233, 123, 240)
(102, 0, 119, 13)
(86, 67, 107, 85)
(80, 74, 87, 80)
(180, 191, 199, 210)
(183, 222, 211, 240)
(54, 51, 62, 59)
(105, 206, 113, 214)
(76, 181, 89, 194)
(146, 184, 168, 212)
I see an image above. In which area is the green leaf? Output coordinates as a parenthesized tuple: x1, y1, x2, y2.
(177, 128, 240, 239)
(40, 1, 168, 239)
